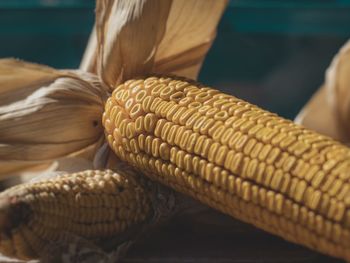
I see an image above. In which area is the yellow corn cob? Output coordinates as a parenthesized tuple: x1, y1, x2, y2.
(103, 76, 350, 261)
(0, 169, 151, 260)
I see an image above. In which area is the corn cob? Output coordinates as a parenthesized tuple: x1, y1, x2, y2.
(0, 169, 151, 260)
(103, 76, 350, 261)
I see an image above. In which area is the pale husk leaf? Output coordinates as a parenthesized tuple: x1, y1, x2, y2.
(96, 0, 171, 90)
(91, 0, 228, 90)
(0, 60, 106, 178)
(153, 0, 228, 78)
(0, 59, 61, 106)
(295, 40, 350, 144)
(80, 25, 98, 73)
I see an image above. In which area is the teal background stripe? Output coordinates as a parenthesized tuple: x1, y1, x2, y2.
(0, 0, 349, 119)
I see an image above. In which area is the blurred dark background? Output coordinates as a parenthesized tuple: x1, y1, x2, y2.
(0, 0, 350, 119)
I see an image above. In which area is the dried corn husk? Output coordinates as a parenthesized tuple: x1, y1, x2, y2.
(0, 59, 61, 106)
(80, 26, 98, 73)
(295, 40, 350, 144)
(0, 59, 107, 178)
(81, 0, 228, 90)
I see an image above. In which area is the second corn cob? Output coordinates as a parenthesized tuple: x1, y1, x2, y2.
(103, 76, 350, 261)
(0, 169, 152, 260)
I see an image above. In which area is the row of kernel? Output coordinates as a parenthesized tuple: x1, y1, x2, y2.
(118, 123, 344, 220)
(143, 118, 346, 200)
(122, 140, 348, 230)
(114, 79, 348, 167)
